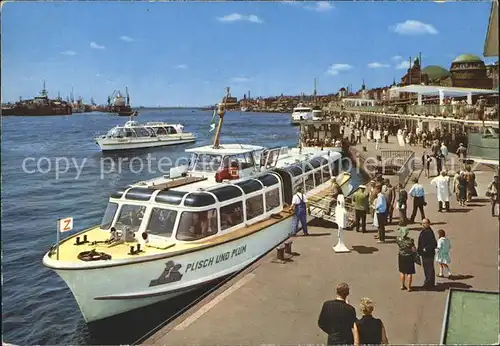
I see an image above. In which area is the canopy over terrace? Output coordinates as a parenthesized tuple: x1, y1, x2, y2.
(342, 98, 375, 106)
(390, 85, 498, 105)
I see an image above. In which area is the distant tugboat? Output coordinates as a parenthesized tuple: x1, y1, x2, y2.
(108, 87, 135, 116)
(1, 81, 72, 116)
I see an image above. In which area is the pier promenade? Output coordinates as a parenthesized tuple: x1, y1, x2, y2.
(144, 139, 498, 345)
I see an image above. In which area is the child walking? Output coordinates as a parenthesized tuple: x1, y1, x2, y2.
(435, 229, 452, 278)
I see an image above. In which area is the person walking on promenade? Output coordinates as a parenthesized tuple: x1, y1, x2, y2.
(383, 128, 389, 144)
(396, 224, 417, 292)
(397, 183, 408, 223)
(318, 282, 357, 345)
(382, 179, 394, 224)
(487, 175, 499, 217)
(353, 298, 389, 345)
(417, 219, 437, 289)
(431, 140, 443, 174)
(289, 186, 309, 236)
(464, 165, 477, 203)
(440, 142, 449, 167)
(353, 185, 369, 233)
(453, 171, 460, 202)
(456, 143, 467, 165)
(408, 178, 426, 223)
(457, 171, 468, 206)
(435, 229, 452, 278)
(373, 184, 387, 243)
(422, 152, 433, 178)
(431, 170, 451, 212)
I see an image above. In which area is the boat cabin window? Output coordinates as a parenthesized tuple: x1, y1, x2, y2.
(190, 154, 223, 172)
(145, 127, 156, 136)
(321, 163, 331, 182)
(220, 202, 244, 230)
(176, 209, 218, 241)
(331, 160, 340, 177)
(166, 126, 178, 134)
(287, 165, 303, 177)
(107, 128, 126, 138)
(246, 195, 264, 220)
(100, 202, 119, 229)
(134, 127, 151, 137)
(146, 208, 178, 238)
(221, 153, 254, 170)
(265, 189, 280, 212)
(114, 204, 146, 232)
(305, 172, 315, 191)
(156, 127, 167, 135)
(124, 128, 136, 138)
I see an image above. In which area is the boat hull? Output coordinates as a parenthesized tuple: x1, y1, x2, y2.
(96, 136, 197, 151)
(45, 217, 293, 323)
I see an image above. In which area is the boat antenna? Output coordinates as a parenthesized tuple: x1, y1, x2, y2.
(212, 87, 230, 149)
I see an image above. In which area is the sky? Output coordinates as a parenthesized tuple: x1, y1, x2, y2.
(1, 1, 497, 107)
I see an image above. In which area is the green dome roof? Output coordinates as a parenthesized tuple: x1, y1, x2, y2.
(422, 65, 451, 80)
(453, 54, 483, 63)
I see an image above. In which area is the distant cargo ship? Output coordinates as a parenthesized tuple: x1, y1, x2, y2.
(107, 87, 135, 116)
(1, 82, 72, 116)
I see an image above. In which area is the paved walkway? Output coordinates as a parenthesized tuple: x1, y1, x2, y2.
(145, 140, 498, 345)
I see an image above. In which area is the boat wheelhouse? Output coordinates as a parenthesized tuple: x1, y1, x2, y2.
(95, 120, 196, 151)
(43, 87, 352, 323)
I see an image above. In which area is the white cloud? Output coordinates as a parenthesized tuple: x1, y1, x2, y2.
(60, 50, 76, 56)
(391, 20, 438, 35)
(306, 2, 334, 12)
(326, 63, 352, 75)
(174, 64, 188, 69)
(120, 36, 134, 42)
(285, 1, 334, 12)
(367, 62, 390, 69)
(90, 41, 105, 49)
(230, 77, 251, 83)
(396, 61, 411, 69)
(217, 13, 263, 24)
(392, 55, 402, 61)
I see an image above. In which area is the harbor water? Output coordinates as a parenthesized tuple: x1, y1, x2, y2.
(2, 109, 362, 345)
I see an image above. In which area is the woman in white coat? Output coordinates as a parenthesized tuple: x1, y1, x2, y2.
(431, 170, 451, 212)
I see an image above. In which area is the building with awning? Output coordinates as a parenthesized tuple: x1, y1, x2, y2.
(484, 0, 498, 57)
(388, 85, 497, 105)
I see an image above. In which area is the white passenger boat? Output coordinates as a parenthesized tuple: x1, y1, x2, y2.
(43, 88, 351, 323)
(95, 119, 196, 151)
(291, 103, 313, 125)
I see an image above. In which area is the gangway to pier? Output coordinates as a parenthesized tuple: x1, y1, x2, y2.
(306, 185, 355, 224)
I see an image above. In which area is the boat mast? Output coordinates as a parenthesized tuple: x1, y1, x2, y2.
(212, 87, 230, 149)
(126, 86, 130, 106)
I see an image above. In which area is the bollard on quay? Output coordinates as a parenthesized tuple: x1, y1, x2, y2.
(284, 239, 293, 255)
(276, 244, 286, 262)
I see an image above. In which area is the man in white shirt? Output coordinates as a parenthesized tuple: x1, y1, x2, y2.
(289, 186, 309, 236)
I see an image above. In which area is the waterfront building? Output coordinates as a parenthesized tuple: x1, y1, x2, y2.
(400, 57, 429, 86)
(449, 54, 493, 89)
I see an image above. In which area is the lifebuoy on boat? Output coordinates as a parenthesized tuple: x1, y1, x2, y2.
(230, 168, 239, 178)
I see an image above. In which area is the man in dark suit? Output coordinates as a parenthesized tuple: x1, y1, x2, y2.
(318, 282, 357, 345)
(417, 218, 437, 288)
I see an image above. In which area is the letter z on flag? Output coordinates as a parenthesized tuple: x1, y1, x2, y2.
(209, 105, 217, 132)
(59, 217, 73, 233)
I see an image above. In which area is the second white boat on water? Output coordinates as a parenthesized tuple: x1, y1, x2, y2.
(95, 119, 196, 151)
